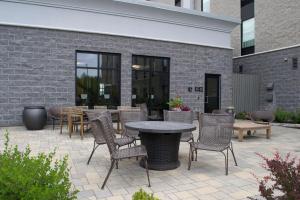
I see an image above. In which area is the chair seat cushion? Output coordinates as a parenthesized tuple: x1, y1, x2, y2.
(112, 145, 147, 159)
(191, 142, 229, 152)
(114, 137, 135, 147)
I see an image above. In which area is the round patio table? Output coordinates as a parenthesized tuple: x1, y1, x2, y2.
(125, 121, 196, 171)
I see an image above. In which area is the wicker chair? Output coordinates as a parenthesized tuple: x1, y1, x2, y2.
(94, 106, 108, 110)
(95, 114, 150, 189)
(48, 106, 62, 130)
(189, 113, 238, 175)
(117, 106, 140, 111)
(163, 110, 194, 143)
(86, 111, 135, 165)
(120, 110, 145, 140)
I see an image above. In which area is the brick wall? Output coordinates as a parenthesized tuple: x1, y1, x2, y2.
(0, 25, 233, 126)
(233, 46, 300, 111)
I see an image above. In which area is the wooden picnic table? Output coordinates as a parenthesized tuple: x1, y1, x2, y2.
(233, 121, 271, 142)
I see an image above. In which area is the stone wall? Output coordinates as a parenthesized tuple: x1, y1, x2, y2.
(0, 25, 233, 126)
(255, 0, 300, 52)
(233, 46, 300, 111)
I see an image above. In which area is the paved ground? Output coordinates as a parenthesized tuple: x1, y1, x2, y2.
(1, 122, 300, 200)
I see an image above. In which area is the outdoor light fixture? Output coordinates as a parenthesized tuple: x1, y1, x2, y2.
(132, 64, 141, 69)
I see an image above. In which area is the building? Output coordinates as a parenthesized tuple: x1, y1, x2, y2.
(157, 0, 300, 112)
(0, 0, 239, 126)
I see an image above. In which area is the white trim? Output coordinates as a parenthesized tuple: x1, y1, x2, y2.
(114, 0, 240, 24)
(0, 0, 238, 48)
(234, 44, 300, 59)
(1, 23, 234, 50)
(0, 0, 238, 33)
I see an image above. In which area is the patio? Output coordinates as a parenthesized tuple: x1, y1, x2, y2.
(1, 123, 299, 200)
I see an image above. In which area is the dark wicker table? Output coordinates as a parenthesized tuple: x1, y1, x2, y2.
(125, 121, 196, 171)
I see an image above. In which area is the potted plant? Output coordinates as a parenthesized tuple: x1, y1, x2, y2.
(167, 96, 191, 111)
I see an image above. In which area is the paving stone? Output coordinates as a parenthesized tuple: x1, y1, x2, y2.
(1, 125, 300, 200)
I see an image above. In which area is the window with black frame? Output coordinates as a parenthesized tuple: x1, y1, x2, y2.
(241, 0, 255, 55)
(76, 52, 121, 109)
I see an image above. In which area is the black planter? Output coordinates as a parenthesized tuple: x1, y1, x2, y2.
(23, 106, 47, 130)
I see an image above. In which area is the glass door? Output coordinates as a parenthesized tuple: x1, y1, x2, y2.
(204, 74, 220, 113)
(132, 55, 170, 120)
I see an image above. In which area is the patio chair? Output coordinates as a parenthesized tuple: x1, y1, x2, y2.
(94, 106, 108, 110)
(86, 111, 135, 165)
(189, 113, 238, 175)
(163, 110, 194, 143)
(48, 106, 62, 130)
(117, 106, 140, 111)
(69, 107, 89, 139)
(95, 114, 150, 189)
(120, 109, 146, 140)
(137, 103, 159, 121)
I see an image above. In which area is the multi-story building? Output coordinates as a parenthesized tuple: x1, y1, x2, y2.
(155, 0, 300, 111)
(0, 0, 239, 126)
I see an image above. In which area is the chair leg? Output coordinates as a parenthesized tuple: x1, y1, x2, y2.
(225, 149, 229, 175)
(87, 141, 100, 165)
(101, 160, 116, 189)
(52, 119, 55, 130)
(188, 145, 193, 170)
(230, 142, 238, 166)
(60, 117, 63, 134)
(143, 157, 151, 187)
(221, 151, 228, 175)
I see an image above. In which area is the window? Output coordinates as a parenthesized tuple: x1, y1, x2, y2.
(201, 0, 210, 12)
(76, 52, 121, 109)
(242, 18, 255, 48)
(175, 0, 181, 7)
(241, 0, 255, 55)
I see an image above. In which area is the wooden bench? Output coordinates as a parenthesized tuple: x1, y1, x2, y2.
(233, 121, 271, 142)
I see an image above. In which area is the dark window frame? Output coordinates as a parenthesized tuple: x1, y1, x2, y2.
(131, 54, 170, 116)
(75, 50, 121, 108)
(241, 0, 255, 56)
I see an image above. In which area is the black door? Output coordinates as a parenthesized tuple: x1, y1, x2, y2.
(132, 55, 170, 120)
(205, 74, 220, 113)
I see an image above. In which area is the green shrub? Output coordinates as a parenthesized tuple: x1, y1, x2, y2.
(235, 112, 248, 120)
(291, 111, 300, 124)
(0, 130, 78, 200)
(132, 189, 159, 200)
(275, 108, 293, 123)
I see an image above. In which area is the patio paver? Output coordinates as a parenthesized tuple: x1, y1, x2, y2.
(1, 123, 300, 200)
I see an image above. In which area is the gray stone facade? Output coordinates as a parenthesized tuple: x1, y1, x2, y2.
(0, 25, 233, 126)
(233, 46, 300, 111)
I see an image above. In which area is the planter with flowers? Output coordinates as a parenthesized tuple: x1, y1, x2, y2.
(167, 96, 191, 111)
(164, 97, 193, 124)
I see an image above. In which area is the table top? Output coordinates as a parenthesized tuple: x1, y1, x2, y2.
(234, 121, 271, 129)
(83, 109, 120, 114)
(125, 121, 196, 134)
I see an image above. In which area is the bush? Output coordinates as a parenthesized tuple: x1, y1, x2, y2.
(235, 112, 248, 120)
(275, 108, 293, 123)
(291, 111, 300, 124)
(254, 152, 300, 200)
(132, 189, 159, 200)
(0, 130, 78, 200)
